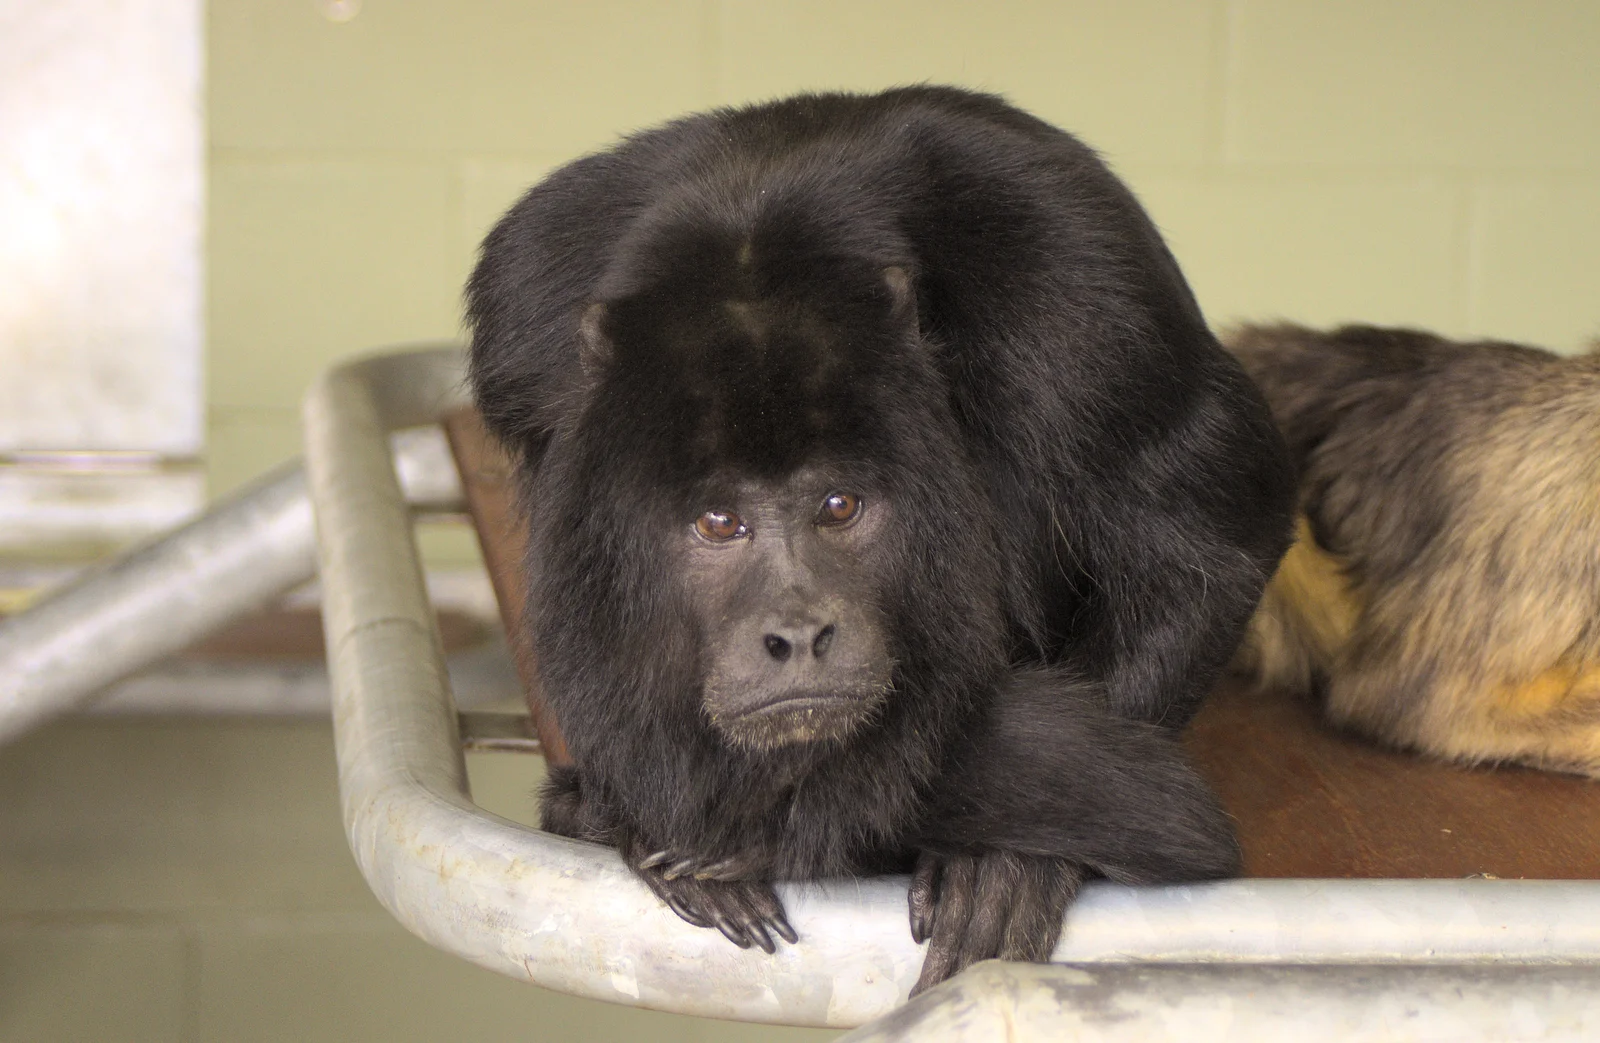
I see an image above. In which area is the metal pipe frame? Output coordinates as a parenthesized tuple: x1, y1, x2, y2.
(0, 406, 465, 745)
(0, 461, 312, 743)
(836, 962, 1600, 1042)
(304, 346, 1600, 1033)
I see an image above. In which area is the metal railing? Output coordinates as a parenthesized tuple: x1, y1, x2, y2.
(0, 409, 464, 744)
(836, 962, 1600, 1042)
(302, 346, 1600, 1036)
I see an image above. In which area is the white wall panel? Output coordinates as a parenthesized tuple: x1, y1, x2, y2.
(0, 0, 202, 455)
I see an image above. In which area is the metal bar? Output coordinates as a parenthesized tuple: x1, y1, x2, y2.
(458, 710, 543, 753)
(0, 409, 464, 745)
(304, 345, 1600, 1031)
(0, 463, 312, 743)
(838, 961, 1600, 1042)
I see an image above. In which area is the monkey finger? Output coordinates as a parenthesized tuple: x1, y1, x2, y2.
(771, 909, 799, 946)
(709, 885, 782, 954)
(999, 857, 1082, 962)
(908, 851, 940, 944)
(737, 882, 798, 945)
(698, 883, 774, 953)
(664, 893, 715, 930)
(950, 850, 1026, 978)
(695, 854, 758, 881)
(640, 868, 716, 930)
(736, 907, 775, 954)
(912, 853, 977, 996)
(707, 883, 783, 951)
(712, 912, 755, 949)
(671, 879, 755, 949)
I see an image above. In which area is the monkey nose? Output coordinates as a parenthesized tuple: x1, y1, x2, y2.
(762, 622, 836, 663)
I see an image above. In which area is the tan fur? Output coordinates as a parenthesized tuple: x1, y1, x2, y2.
(1231, 324, 1600, 775)
(1238, 517, 1359, 691)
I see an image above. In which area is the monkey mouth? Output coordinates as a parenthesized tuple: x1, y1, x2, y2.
(711, 690, 882, 750)
(724, 692, 862, 721)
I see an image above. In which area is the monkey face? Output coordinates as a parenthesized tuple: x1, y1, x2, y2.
(682, 466, 896, 751)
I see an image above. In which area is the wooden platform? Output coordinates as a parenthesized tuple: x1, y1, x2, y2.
(1186, 680, 1600, 878)
(444, 408, 1600, 881)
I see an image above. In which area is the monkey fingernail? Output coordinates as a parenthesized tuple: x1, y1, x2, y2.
(746, 920, 776, 954)
(638, 851, 673, 870)
(665, 896, 712, 929)
(662, 859, 698, 881)
(772, 912, 798, 945)
(714, 917, 753, 949)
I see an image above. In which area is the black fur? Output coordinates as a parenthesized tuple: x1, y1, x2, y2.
(467, 86, 1293, 993)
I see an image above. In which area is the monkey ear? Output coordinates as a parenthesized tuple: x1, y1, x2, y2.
(578, 302, 613, 378)
(883, 266, 916, 325)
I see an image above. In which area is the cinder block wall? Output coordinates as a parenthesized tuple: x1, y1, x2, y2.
(206, 0, 1600, 511)
(8, 7, 1596, 1040)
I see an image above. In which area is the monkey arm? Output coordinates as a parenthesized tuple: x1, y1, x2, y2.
(1047, 363, 1294, 730)
(921, 667, 1238, 881)
(1086, 507, 1281, 731)
(906, 667, 1237, 992)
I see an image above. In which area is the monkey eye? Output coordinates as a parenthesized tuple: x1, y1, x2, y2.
(695, 509, 748, 542)
(817, 492, 861, 526)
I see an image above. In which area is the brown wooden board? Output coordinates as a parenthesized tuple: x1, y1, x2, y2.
(1186, 680, 1600, 879)
(444, 408, 1600, 878)
(443, 408, 571, 765)
(179, 605, 490, 661)
(0, 596, 489, 663)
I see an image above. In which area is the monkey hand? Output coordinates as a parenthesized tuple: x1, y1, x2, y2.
(626, 838, 797, 954)
(540, 771, 797, 953)
(907, 849, 1083, 996)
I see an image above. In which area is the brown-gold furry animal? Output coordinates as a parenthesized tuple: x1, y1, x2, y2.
(1229, 323, 1600, 774)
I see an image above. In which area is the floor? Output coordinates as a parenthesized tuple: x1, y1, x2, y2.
(0, 714, 840, 1042)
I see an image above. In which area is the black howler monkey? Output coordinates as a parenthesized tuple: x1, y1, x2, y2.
(467, 86, 1293, 994)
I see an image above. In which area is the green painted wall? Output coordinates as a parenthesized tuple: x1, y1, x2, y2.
(206, 0, 1600, 520)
